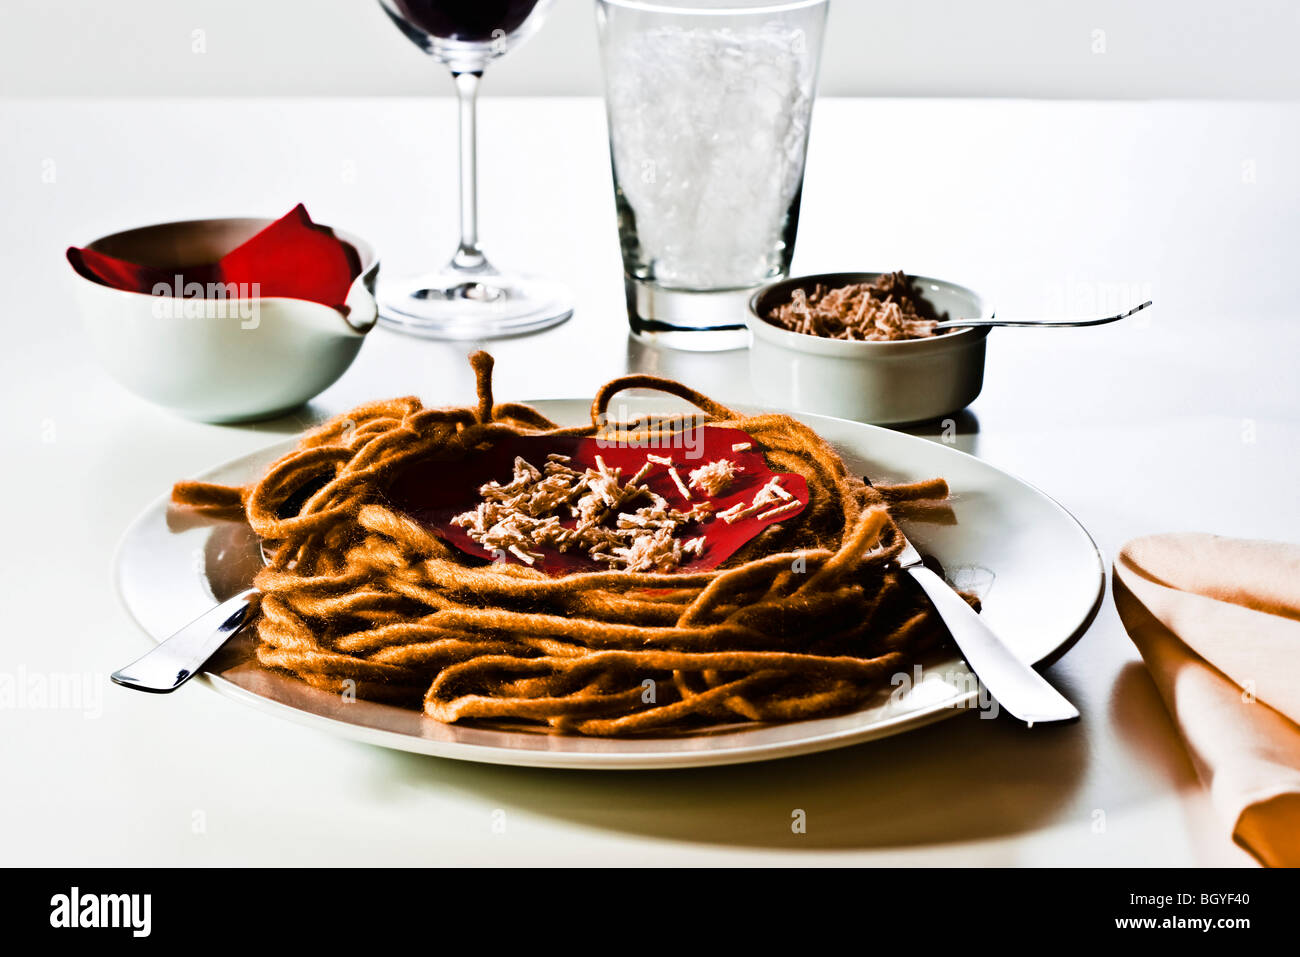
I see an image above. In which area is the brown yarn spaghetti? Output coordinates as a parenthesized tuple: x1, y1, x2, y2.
(171, 352, 965, 736)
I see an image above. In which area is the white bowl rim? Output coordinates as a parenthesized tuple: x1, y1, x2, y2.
(70, 215, 379, 304)
(747, 271, 992, 357)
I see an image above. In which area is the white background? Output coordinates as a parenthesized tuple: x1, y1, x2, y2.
(4, 0, 1300, 100)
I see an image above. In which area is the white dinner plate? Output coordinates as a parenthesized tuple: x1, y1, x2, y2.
(113, 398, 1104, 769)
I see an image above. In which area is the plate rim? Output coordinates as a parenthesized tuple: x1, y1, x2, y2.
(110, 399, 1104, 770)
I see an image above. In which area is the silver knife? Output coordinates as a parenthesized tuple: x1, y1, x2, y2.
(896, 534, 1079, 725)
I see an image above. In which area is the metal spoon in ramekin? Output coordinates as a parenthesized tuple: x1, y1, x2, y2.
(931, 299, 1151, 332)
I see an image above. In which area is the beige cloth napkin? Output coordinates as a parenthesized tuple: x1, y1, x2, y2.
(1114, 533, 1300, 867)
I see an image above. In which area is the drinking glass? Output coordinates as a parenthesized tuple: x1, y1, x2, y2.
(376, 0, 573, 339)
(597, 0, 828, 351)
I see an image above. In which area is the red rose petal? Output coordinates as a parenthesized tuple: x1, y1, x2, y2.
(385, 426, 808, 576)
(67, 204, 361, 311)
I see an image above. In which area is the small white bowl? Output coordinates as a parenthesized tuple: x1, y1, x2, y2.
(70, 216, 379, 423)
(747, 272, 991, 425)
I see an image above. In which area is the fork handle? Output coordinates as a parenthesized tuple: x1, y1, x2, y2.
(111, 588, 257, 693)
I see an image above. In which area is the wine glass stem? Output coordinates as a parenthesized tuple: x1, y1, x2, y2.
(452, 70, 486, 271)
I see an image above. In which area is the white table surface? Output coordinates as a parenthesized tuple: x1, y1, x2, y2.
(3, 95, 1296, 866)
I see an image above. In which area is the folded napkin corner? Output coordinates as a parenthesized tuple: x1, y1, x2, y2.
(1114, 533, 1300, 867)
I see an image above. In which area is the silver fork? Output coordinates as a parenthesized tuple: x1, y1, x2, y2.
(894, 532, 1078, 725)
(112, 476, 328, 694)
(111, 589, 257, 693)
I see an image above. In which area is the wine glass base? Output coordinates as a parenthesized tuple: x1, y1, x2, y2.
(378, 269, 573, 340)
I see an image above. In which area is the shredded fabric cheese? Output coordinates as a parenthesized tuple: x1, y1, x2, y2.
(452, 454, 706, 572)
(688, 458, 743, 497)
(756, 500, 802, 522)
(720, 476, 795, 524)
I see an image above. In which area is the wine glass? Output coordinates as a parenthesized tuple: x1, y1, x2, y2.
(376, 0, 572, 339)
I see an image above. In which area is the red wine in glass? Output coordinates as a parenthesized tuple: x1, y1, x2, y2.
(388, 0, 544, 45)
(375, 0, 572, 339)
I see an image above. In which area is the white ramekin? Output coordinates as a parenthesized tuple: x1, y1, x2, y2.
(747, 272, 991, 425)
(70, 216, 379, 423)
